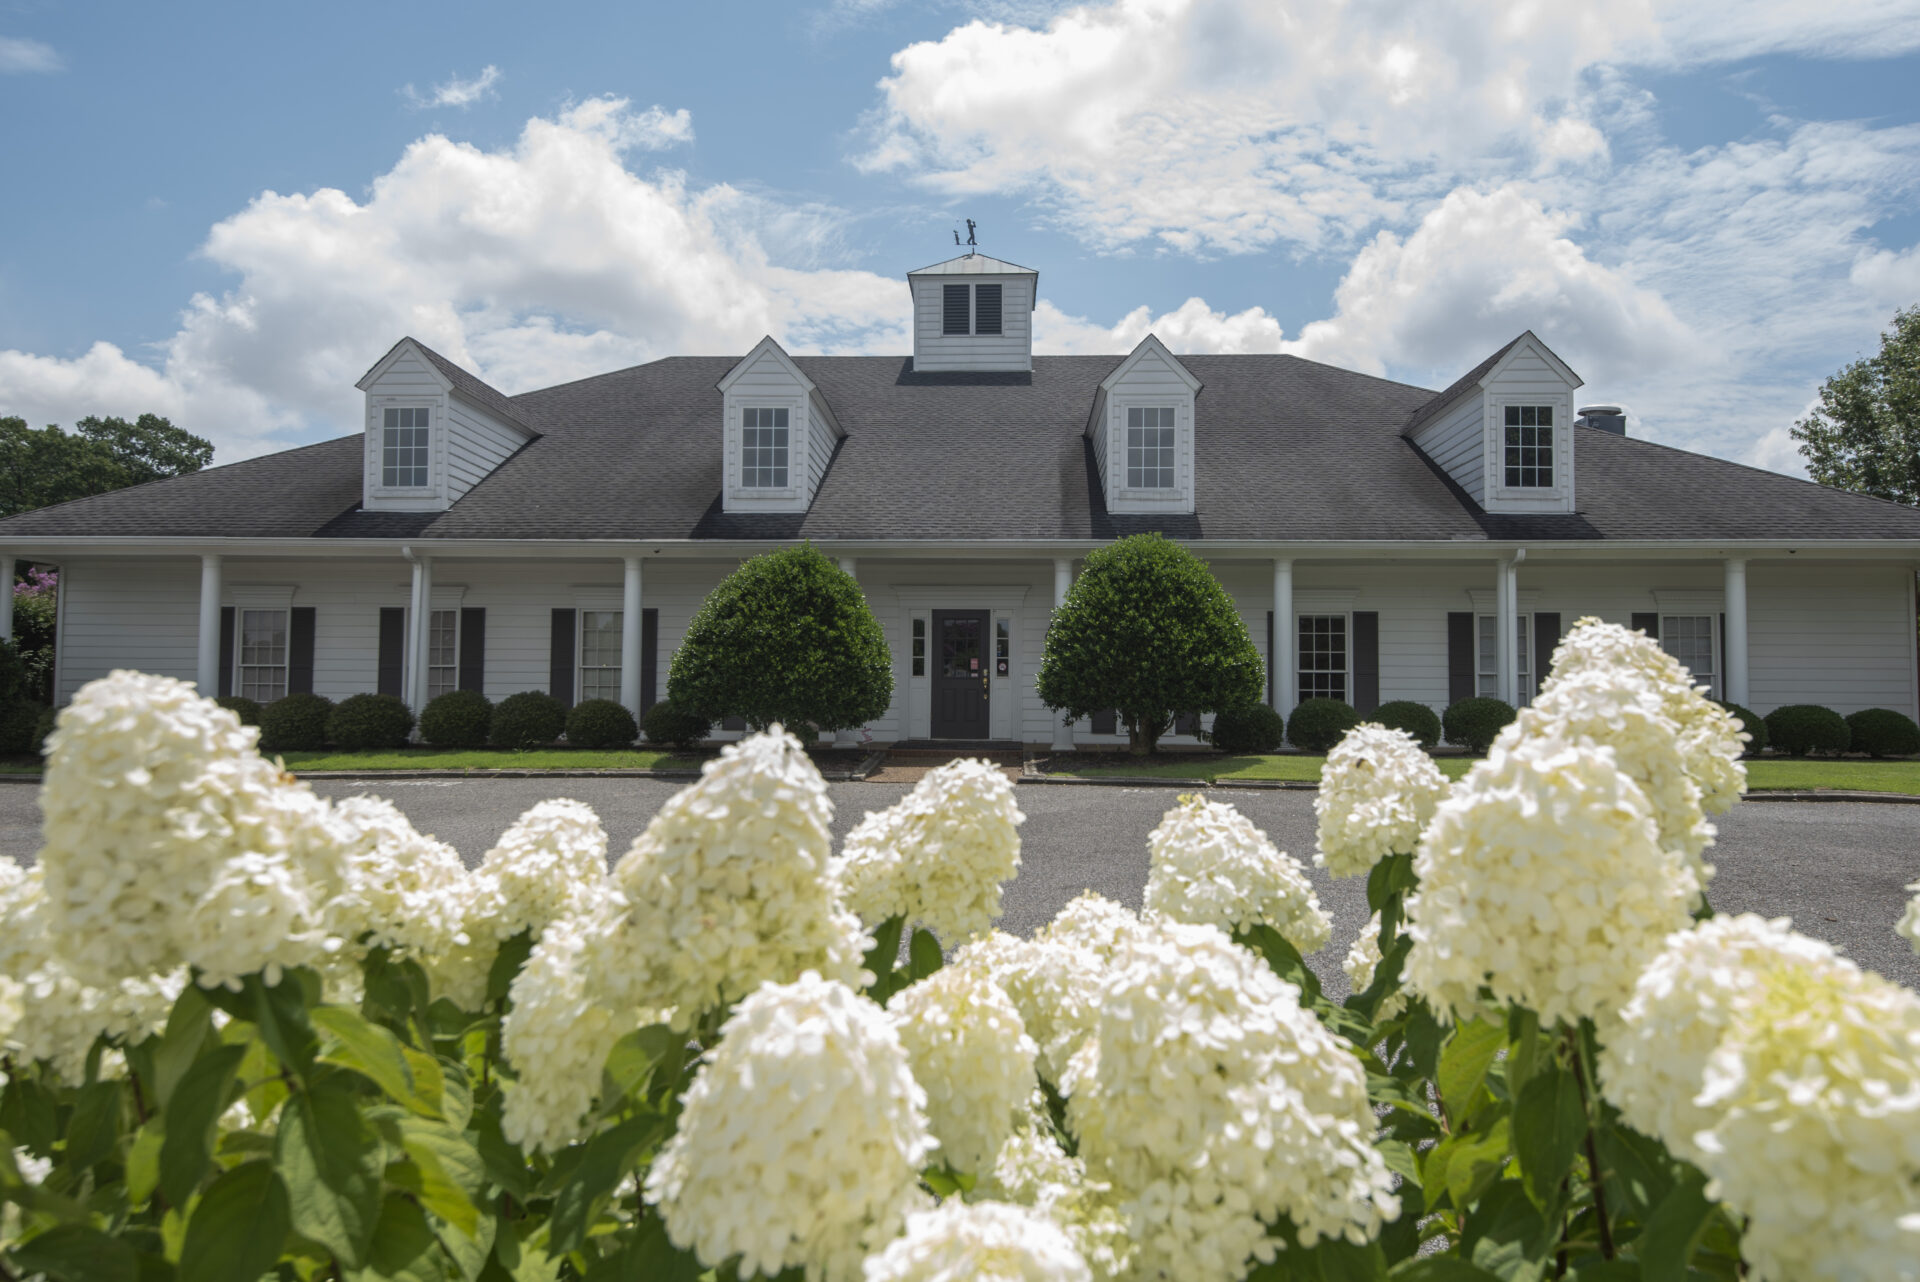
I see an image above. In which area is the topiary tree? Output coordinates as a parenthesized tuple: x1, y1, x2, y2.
(420, 690, 493, 748)
(1036, 534, 1264, 755)
(567, 698, 639, 749)
(1207, 703, 1285, 754)
(1714, 701, 1768, 755)
(259, 692, 333, 752)
(1764, 704, 1850, 758)
(668, 543, 893, 734)
(1287, 697, 1360, 753)
(1844, 707, 1920, 758)
(492, 691, 567, 750)
(1373, 699, 1442, 747)
(643, 698, 712, 750)
(1443, 696, 1516, 755)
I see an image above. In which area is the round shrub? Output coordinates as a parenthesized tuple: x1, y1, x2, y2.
(1844, 707, 1920, 759)
(31, 706, 55, 757)
(420, 689, 493, 749)
(1373, 699, 1442, 748)
(1714, 701, 1768, 755)
(643, 699, 712, 750)
(0, 699, 41, 755)
(1287, 698, 1360, 753)
(327, 693, 416, 751)
(1443, 697, 1516, 755)
(491, 691, 566, 750)
(1207, 702, 1285, 754)
(259, 692, 333, 753)
(215, 695, 263, 726)
(1763, 704, 1850, 758)
(566, 698, 638, 749)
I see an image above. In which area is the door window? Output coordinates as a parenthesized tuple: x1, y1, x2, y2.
(942, 617, 983, 677)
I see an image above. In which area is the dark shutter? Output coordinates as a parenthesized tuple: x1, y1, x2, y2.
(1533, 612, 1561, 692)
(377, 608, 406, 697)
(1718, 613, 1726, 698)
(1631, 612, 1659, 640)
(1174, 712, 1200, 736)
(1091, 708, 1117, 735)
(641, 608, 659, 712)
(459, 608, 486, 693)
(549, 608, 576, 707)
(1352, 612, 1379, 713)
(722, 716, 747, 731)
(218, 607, 236, 698)
(288, 607, 316, 695)
(1447, 612, 1475, 704)
(1266, 611, 1274, 706)
(974, 283, 1003, 335)
(942, 283, 970, 335)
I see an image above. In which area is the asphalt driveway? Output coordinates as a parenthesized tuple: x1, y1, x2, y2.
(2, 777, 1914, 995)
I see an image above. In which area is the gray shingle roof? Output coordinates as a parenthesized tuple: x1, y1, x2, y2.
(6, 348, 1920, 544)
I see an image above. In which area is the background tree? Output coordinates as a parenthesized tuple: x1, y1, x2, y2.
(10, 567, 57, 704)
(1791, 305, 1920, 504)
(668, 543, 892, 736)
(0, 412, 214, 517)
(1037, 533, 1264, 755)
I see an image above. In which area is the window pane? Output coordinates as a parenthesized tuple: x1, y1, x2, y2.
(912, 617, 926, 677)
(1502, 406, 1553, 488)
(1660, 616, 1715, 694)
(1298, 615, 1347, 702)
(579, 610, 622, 701)
(239, 608, 288, 703)
(1125, 410, 1176, 488)
(741, 411, 790, 488)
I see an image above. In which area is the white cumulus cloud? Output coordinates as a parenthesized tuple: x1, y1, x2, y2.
(403, 64, 503, 110)
(0, 36, 62, 73)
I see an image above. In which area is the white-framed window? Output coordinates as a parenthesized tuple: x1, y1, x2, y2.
(1660, 615, 1717, 698)
(1298, 615, 1347, 702)
(1477, 614, 1534, 704)
(1126, 407, 1176, 489)
(911, 616, 926, 677)
(382, 407, 431, 488)
(238, 608, 289, 703)
(1502, 405, 1554, 488)
(579, 610, 623, 702)
(741, 407, 790, 489)
(427, 609, 459, 700)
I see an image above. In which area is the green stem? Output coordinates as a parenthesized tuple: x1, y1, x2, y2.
(1566, 1026, 1616, 1261)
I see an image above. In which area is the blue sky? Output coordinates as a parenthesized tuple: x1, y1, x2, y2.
(3, 0, 1919, 473)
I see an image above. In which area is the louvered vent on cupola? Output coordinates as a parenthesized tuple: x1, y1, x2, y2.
(907, 252, 1038, 373)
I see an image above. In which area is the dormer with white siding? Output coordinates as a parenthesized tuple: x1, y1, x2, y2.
(354, 338, 537, 513)
(718, 336, 845, 514)
(907, 253, 1038, 373)
(1403, 331, 1583, 515)
(1086, 334, 1202, 516)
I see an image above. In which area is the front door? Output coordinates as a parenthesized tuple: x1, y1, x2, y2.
(931, 610, 991, 739)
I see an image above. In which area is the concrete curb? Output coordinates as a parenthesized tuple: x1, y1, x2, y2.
(1020, 772, 1920, 805)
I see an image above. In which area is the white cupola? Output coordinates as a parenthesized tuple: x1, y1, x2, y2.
(906, 252, 1038, 373)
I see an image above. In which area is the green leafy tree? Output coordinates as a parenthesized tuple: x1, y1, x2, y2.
(1791, 306, 1920, 504)
(1037, 533, 1264, 755)
(668, 542, 892, 734)
(0, 413, 214, 517)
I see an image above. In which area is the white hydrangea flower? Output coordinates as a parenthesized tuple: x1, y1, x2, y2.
(1144, 794, 1331, 953)
(645, 972, 935, 1282)
(861, 1200, 1091, 1282)
(981, 1120, 1132, 1280)
(466, 798, 610, 941)
(1404, 731, 1700, 1030)
(836, 760, 1024, 944)
(37, 671, 350, 989)
(889, 963, 1037, 1176)
(1899, 880, 1920, 955)
(1063, 921, 1399, 1279)
(1602, 914, 1920, 1282)
(329, 796, 471, 960)
(1314, 724, 1451, 877)
(600, 728, 870, 1024)
(1342, 913, 1407, 1021)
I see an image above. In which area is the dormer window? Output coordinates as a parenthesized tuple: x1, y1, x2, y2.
(1126, 407, 1176, 488)
(1503, 405, 1554, 488)
(382, 407, 431, 487)
(941, 283, 1003, 336)
(741, 407, 790, 488)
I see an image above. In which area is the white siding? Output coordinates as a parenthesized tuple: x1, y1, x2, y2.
(910, 276, 1033, 372)
(1749, 564, 1916, 716)
(1100, 346, 1198, 515)
(1480, 338, 1578, 515)
(721, 347, 820, 514)
(360, 346, 530, 513)
(443, 398, 526, 502)
(1410, 391, 1485, 504)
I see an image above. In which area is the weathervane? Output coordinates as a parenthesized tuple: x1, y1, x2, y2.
(953, 218, 978, 253)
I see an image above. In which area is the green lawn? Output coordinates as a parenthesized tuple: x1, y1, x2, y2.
(273, 747, 705, 773)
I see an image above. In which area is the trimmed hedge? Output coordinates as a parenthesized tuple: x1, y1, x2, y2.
(1208, 703, 1285, 754)
(421, 690, 493, 749)
(0, 700, 41, 755)
(32, 706, 55, 757)
(1288, 698, 1360, 753)
(1714, 702, 1768, 755)
(492, 691, 567, 750)
(1444, 697, 1516, 755)
(1763, 704, 1849, 758)
(327, 693, 416, 751)
(1845, 707, 1920, 759)
(215, 695, 263, 727)
(1373, 700, 1442, 748)
(643, 699, 711, 750)
(260, 693, 333, 753)
(567, 698, 639, 749)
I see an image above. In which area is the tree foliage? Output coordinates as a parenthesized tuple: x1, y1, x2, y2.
(1037, 534, 1263, 754)
(1791, 306, 1920, 504)
(668, 542, 893, 734)
(0, 413, 214, 517)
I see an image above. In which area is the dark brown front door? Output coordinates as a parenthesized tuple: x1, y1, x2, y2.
(931, 610, 990, 739)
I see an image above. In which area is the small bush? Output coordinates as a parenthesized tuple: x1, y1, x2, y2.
(643, 699, 712, 750)
(567, 698, 638, 749)
(1844, 707, 1920, 758)
(327, 693, 416, 751)
(492, 691, 567, 750)
(32, 706, 56, 757)
(215, 695, 263, 726)
(1444, 697, 1516, 755)
(0, 699, 41, 755)
(1714, 701, 1768, 755)
(420, 690, 493, 749)
(1373, 700, 1442, 747)
(1763, 704, 1850, 758)
(1208, 703, 1285, 754)
(1288, 698, 1360, 753)
(260, 692, 333, 752)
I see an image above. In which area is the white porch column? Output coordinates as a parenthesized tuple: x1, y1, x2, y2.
(0, 553, 14, 645)
(1271, 558, 1295, 716)
(196, 554, 222, 695)
(1051, 557, 1075, 751)
(405, 551, 432, 715)
(1496, 555, 1519, 707)
(835, 557, 860, 745)
(620, 555, 644, 723)
(1723, 557, 1749, 706)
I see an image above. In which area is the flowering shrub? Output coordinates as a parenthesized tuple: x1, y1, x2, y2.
(3, 633, 1917, 1282)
